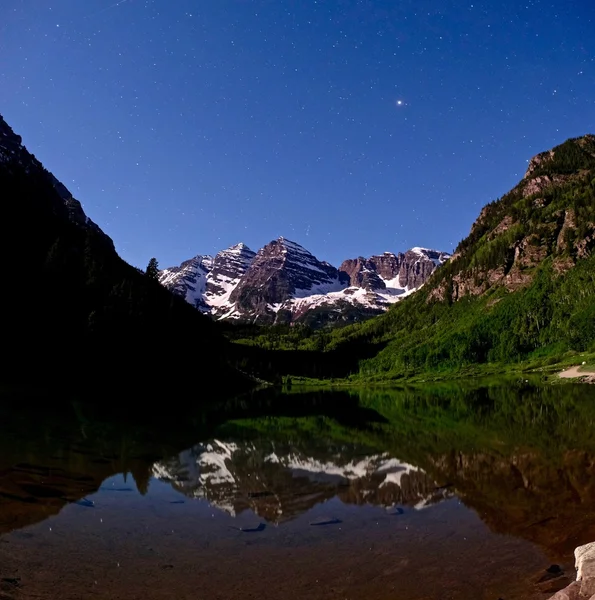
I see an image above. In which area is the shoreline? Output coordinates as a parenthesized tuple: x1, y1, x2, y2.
(281, 359, 595, 389)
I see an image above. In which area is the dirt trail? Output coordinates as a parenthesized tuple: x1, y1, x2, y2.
(559, 365, 595, 382)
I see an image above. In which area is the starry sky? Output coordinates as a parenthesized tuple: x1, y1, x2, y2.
(1, 1, 593, 269)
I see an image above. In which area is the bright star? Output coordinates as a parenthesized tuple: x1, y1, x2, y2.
(396, 100, 404, 106)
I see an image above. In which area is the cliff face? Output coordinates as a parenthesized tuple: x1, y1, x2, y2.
(339, 248, 449, 291)
(428, 134, 595, 303)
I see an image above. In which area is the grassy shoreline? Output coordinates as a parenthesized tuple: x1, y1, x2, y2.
(280, 350, 595, 388)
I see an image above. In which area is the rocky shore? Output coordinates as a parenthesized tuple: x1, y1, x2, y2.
(550, 543, 595, 599)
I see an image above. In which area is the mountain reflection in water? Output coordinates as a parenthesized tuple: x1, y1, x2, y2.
(2, 382, 595, 599)
(153, 440, 452, 521)
(0, 387, 383, 536)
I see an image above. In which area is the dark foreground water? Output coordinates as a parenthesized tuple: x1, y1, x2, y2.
(2, 380, 595, 600)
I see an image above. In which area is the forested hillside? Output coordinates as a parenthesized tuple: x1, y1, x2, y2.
(0, 117, 249, 393)
(325, 134, 595, 379)
(231, 134, 595, 381)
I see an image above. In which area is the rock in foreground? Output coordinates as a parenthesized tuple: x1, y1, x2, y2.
(549, 542, 595, 599)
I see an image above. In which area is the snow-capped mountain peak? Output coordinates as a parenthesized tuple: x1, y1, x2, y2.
(159, 238, 449, 325)
(227, 242, 251, 254)
(204, 243, 256, 310)
(225, 237, 349, 321)
(159, 243, 255, 314)
(159, 254, 214, 311)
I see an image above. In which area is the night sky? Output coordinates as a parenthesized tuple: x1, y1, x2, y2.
(1, 1, 593, 269)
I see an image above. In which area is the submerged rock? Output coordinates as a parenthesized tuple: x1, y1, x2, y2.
(309, 517, 341, 526)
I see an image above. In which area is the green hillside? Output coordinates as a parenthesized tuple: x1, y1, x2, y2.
(232, 135, 595, 382)
(326, 134, 595, 379)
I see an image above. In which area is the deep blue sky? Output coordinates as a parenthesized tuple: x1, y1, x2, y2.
(1, 1, 593, 268)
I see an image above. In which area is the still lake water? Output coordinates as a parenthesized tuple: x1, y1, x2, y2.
(2, 381, 595, 599)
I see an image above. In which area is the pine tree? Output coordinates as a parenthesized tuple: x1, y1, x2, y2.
(145, 257, 159, 280)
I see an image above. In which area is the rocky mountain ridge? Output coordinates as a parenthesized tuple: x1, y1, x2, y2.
(159, 237, 449, 325)
(0, 114, 114, 251)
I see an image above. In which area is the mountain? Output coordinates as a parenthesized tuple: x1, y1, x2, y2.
(427, 134, 595, 302)
(0, 114, 249, 393)
(226, 237, 349, 323)
(206, 243, 257, 310)
(160, 237, 449, 326)
(0, 116, 115, 249)
(153, 438, 451, 522)
(314, 133, 595, 379)
(158, 243, 256, 314)
(158, 254, 214, 311)
(340, 248, 447, 290)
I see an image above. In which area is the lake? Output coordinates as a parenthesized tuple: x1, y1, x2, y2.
(2, 380, 595, 599)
